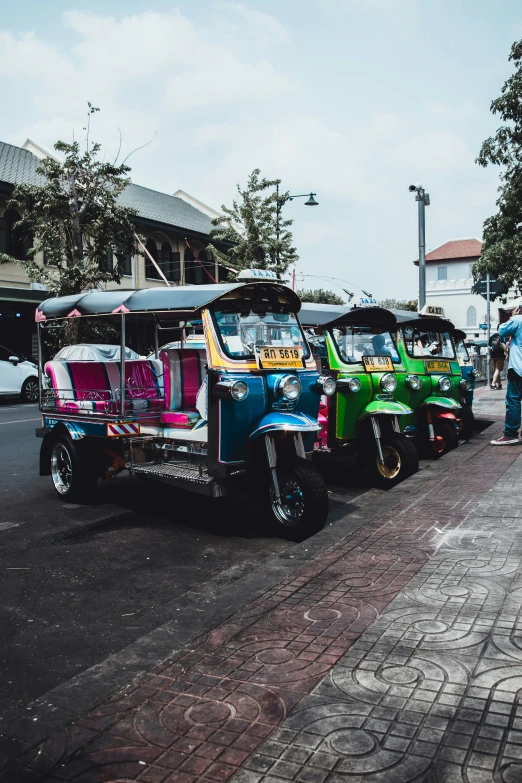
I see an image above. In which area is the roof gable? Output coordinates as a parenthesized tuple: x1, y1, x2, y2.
(424, 238, 482, 262)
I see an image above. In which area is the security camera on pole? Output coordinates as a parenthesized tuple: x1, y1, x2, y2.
(409, 185, 430, 310)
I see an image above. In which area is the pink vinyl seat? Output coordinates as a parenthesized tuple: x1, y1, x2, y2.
(44, 359, 164, 415)
(159, 348, 207, 429)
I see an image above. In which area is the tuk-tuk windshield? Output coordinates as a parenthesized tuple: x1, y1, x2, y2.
(331, 326, 400, 364)
(214, 310, 310, 359)
(455, 338, 470, 363)
(403, 327, 455, 359)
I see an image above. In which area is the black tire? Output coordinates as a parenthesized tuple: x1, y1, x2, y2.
(423, 418, 459, 459)
(50, 435, 98, 503)
(265, 459, 329, 541)
(369, 434, 419, 490)
(457, 406, 475, 440)
(21, 376, 39, 403)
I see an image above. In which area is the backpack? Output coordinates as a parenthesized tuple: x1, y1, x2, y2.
(490, 335, 505, 358)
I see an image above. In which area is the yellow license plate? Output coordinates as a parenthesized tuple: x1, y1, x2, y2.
(425, 360, 451, 373)
(256, 346, 303, 369)
(363, 355, 394, 372)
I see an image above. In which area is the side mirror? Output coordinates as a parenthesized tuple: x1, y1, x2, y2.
(8, 355, 20, 365)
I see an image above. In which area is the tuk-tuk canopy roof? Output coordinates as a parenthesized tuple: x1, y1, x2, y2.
(453, 328, 466, 342)
(390, 309, 455, 333)
(36, 282, 301, 321)
(299, 302, 396, 331)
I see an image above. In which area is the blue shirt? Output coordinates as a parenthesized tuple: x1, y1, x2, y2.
(499, 315, 522, 375)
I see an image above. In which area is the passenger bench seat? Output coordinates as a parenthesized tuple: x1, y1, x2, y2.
(159, 348, 207, 428)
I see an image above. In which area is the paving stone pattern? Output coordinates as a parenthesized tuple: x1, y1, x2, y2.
(2, 421, 521, 783)
(472, 386, 505, 421)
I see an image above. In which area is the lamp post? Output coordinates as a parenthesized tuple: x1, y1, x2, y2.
(409, 184, 430, 310)
(275, 183, 318, 272)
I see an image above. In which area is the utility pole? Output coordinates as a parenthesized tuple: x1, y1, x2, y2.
(486, 271, 491, 387)
(409, 185, 430, 310)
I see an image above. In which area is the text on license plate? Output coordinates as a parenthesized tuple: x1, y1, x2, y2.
(425, 360, 451, 373)
(256, 346, 303, 369)
(363, 355, 394, 372)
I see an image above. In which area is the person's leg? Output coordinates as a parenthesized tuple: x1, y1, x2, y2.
(504, 377, 522, 438)
(493, 363, 501, 387)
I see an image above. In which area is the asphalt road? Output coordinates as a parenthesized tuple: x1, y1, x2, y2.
(0, 401, 366, 724)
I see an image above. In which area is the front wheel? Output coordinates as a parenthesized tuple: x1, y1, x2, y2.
(50, 436, 98, 502)
(370, 435, 419, 490)
(21, 376, 39, 403)
(266, 460, 329, 541)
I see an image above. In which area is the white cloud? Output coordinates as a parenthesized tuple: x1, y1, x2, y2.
(394, 130, 471, 172)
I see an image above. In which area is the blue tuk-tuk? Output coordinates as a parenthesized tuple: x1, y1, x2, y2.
(35, 280, 335, 538)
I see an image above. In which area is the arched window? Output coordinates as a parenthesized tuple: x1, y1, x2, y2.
(145, 238, 159, 279)
(184, 246, 196, 284)
(467, 306, 476, 327)
(0, 209, 28, 260)
(160, 242, 180, 283)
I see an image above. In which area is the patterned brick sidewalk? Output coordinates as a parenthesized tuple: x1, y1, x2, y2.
(2, 419, 521, 783)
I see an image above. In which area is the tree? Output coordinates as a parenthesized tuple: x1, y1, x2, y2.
(208, 168, 298, 278)
(475, 39, 522, 293)
(297, 288, 345, 305)
(378, 298, 418, 311)
(0, 105, 139, 297)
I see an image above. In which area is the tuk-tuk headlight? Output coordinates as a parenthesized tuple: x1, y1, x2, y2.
(438, 376, 452, 393)
(380, 373, 397, 393)
(460, 378, 471, 391)
(406, 374, 421, 390)
(347, 377, 361, 392)
(317, 376, 336, 396)
(470, 368, 477, 378)
(231, 380, 249, 401)
(277, 375, 301, 401)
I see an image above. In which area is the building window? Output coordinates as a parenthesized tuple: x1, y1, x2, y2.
(159, 242, 180, 283)
(123, 255, 132, 277)
(437, 266, 447, 281)
(0, 209, 29, 260)
(145, 238, 160, 280)
(184, 246, 196, 284)
(467, 306, 476, 326)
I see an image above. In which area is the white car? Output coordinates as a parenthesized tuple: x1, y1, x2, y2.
(0, 344, 39, 402)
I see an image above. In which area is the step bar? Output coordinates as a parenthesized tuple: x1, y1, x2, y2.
(130, 461, 224, 497)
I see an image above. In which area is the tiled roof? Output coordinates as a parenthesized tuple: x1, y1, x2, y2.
(425, 238, 482, 262)
(0, 141, 215, 238)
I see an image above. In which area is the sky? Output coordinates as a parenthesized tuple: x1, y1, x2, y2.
(0, 0, 520, 300)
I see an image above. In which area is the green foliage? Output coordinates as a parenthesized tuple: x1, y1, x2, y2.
(297, 288, 345, 305)
(207, 168, 298, 278)
(475, 39, 522, 293)
(0, 105, 139, 297)
(378, 298, 418, 311)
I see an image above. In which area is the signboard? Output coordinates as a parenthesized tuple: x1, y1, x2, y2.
(362, 355, 394, 372)
(256, 346, 303, 369)
(472, 276, 507, 301)
(420, 304, 445, 317)
(238, 269, 279, 281)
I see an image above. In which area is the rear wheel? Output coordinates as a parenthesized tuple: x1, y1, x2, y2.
(457, 406, 475, 440)
(21, 377, 39, 403)
(370, 435, 419, 490)
(265, 460, 329, 541)
(50, 436, 98, 502)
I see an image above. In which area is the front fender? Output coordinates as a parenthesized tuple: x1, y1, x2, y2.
(249, 411, 321, 440)
(359, 400, 413, 419)
(419, 395, 461, 411)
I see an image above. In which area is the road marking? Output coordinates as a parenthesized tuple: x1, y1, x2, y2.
(0, 523, 20, 531)
(0, 418, 40, 425)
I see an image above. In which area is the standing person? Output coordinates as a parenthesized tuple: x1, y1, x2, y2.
(491, 305, 522, 445)
(489, 331, 506, 389)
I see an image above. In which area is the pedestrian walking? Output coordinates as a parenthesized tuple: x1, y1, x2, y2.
(491, 304, 522, 445)
(489, 331, 506, 389)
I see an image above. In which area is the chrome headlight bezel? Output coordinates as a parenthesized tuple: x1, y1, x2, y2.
(380, 372, 397, 393)
(319, 376, 336, 396)
(406, 374, 421, 390)
(277, 374, 302, 401)
(438, 376, 452, 393)
(231, 380, 249, 401)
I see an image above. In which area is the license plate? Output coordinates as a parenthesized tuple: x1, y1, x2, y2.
(425, 360, 451, 373)
(256, 346, 303, 369)
(363, 355, 394, 372)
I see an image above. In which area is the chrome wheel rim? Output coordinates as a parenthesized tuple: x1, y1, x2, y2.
(24, 379, 39, 402)
(376, 445, 401, 480)
(271, 477, 305, 527)
(51, 443, 73, 494)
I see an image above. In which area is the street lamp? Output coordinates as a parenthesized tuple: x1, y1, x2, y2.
(275, 182, 318, 270)
(409, 184, 430, 310)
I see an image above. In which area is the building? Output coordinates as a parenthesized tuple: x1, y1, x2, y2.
(0, 139, 225, 356)
(416, 237, 518, 340)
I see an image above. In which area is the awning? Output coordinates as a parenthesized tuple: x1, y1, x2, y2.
(0, 286, 48, 304)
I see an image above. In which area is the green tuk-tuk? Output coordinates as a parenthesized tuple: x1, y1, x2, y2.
(300, 303, 419, 488)
(391, 310, 463, 456)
